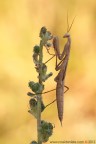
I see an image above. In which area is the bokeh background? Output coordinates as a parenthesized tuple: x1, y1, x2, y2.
(0, 0, 96, 143)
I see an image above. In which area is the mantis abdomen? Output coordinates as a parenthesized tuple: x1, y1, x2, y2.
(56, 80, 64, 126)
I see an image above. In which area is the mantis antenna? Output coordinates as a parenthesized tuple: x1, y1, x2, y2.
(67, 11, 69, 32)
(67, 15, 76, 33)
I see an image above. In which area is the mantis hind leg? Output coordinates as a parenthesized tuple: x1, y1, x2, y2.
(27, 85, 69, 97)
(45, 85, 69, 109)
(64, 85, 69, 93)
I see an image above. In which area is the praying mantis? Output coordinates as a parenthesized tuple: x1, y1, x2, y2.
(45, 16, 75, 126)
(53, 34, 71, 126)
(52, 17, 75, 125)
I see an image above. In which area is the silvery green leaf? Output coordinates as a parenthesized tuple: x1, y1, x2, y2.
(33, 53, 39, 65)
(28, 109, 37, 119)
(42, 72, 53, 82)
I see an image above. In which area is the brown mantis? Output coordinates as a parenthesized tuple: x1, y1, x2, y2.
(53, 35, 71, 126)
(52, 17, 75, 125)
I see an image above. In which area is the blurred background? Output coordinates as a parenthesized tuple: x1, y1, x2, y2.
(0, 0, 96, 143)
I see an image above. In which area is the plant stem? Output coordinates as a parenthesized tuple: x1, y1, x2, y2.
(37, 40, 43, 144)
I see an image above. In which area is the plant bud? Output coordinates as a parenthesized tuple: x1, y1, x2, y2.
(39, 120, 54, 142)
(46, 42, 52, 47)
(30, 141, 38, 144)
(29, 98, 37, 108)
(27, 92, 35, 97)
(28, 98, 37, 118)
(42, 63, 47, 75)
(39, 26, 47, 38)
(42, 72, 53, 82)
(48, 122, 54, 129)
(41, 101, 45, 112)
(28, 81, 44, 93)
(33, 53, 39, 65)
(33, 45, 40, 54)
(28, 98, 45, 118)
(46, 31, 53, 40)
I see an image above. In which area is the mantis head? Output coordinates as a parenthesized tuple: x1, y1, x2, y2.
(63, 33, 70, 38)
